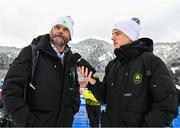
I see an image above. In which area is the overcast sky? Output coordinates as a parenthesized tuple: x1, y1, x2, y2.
(0, 0, 179, 48)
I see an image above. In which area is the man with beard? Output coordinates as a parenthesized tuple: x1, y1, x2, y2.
(2, 16, 80, 127)
(79, 18, 178, 127)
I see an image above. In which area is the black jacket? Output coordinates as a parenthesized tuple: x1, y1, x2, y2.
(2, 34, 80, 126)
(88, 38, 178, 127)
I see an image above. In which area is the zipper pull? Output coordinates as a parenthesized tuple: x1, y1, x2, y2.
(29, 83, 36, 90)
(125, 72, 128, 76)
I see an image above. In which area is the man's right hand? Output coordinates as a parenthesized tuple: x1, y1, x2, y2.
(79, 66, 96, 85)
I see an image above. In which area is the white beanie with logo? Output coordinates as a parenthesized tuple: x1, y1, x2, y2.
(113, 18, 141, 41)
(51, 16, 74, 39)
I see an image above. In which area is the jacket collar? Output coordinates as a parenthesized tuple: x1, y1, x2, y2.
(114, 38, 153, 64)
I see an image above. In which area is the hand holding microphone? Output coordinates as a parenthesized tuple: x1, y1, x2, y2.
(79, 66, 97, 85)
(70, 53, 97, 84)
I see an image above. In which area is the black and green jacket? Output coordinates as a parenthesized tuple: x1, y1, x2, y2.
(88, 38, 178, 127)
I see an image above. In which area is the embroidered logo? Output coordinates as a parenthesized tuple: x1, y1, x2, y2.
(62, 20, 68, 26)
(133, 73, 142, 84)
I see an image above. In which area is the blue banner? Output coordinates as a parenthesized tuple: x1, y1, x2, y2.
(173, 107, 180, 127)
(73, 96, 90, 128)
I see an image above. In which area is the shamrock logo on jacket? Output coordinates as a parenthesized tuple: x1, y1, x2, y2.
(133, 73, 142, 84)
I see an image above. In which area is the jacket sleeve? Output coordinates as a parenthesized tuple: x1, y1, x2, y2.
(143, 55, 178, 127)
(72, 70, 81, 113)
(2, 45, 37, 126)
(87, 60, 113, 104)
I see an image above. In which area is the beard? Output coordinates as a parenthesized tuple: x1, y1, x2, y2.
(50, 31, 70, 47)
(53, 36, 66, 46)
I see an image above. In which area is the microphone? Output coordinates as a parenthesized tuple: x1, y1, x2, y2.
(70, 53, 96, 75)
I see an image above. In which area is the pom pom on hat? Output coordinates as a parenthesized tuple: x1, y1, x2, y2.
(51, 16, 74, 39)
(113, 17, 141, 41)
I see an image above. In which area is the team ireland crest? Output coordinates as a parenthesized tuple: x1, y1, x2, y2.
(133, 73, 142, 85)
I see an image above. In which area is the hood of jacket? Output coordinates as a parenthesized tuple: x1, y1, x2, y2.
(114, 38, 153, 64)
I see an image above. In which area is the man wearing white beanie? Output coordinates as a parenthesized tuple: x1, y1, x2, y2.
(51, 16, 74, 40)
(79, 18, 178, 127)
(113, 17, 141, 41)
(2, 16, 80, 127)
(112, 17, 141, 48)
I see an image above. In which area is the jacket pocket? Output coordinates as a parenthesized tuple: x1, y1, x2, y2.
(30, 106, 57, 126)
(120, 111, 144, 127)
